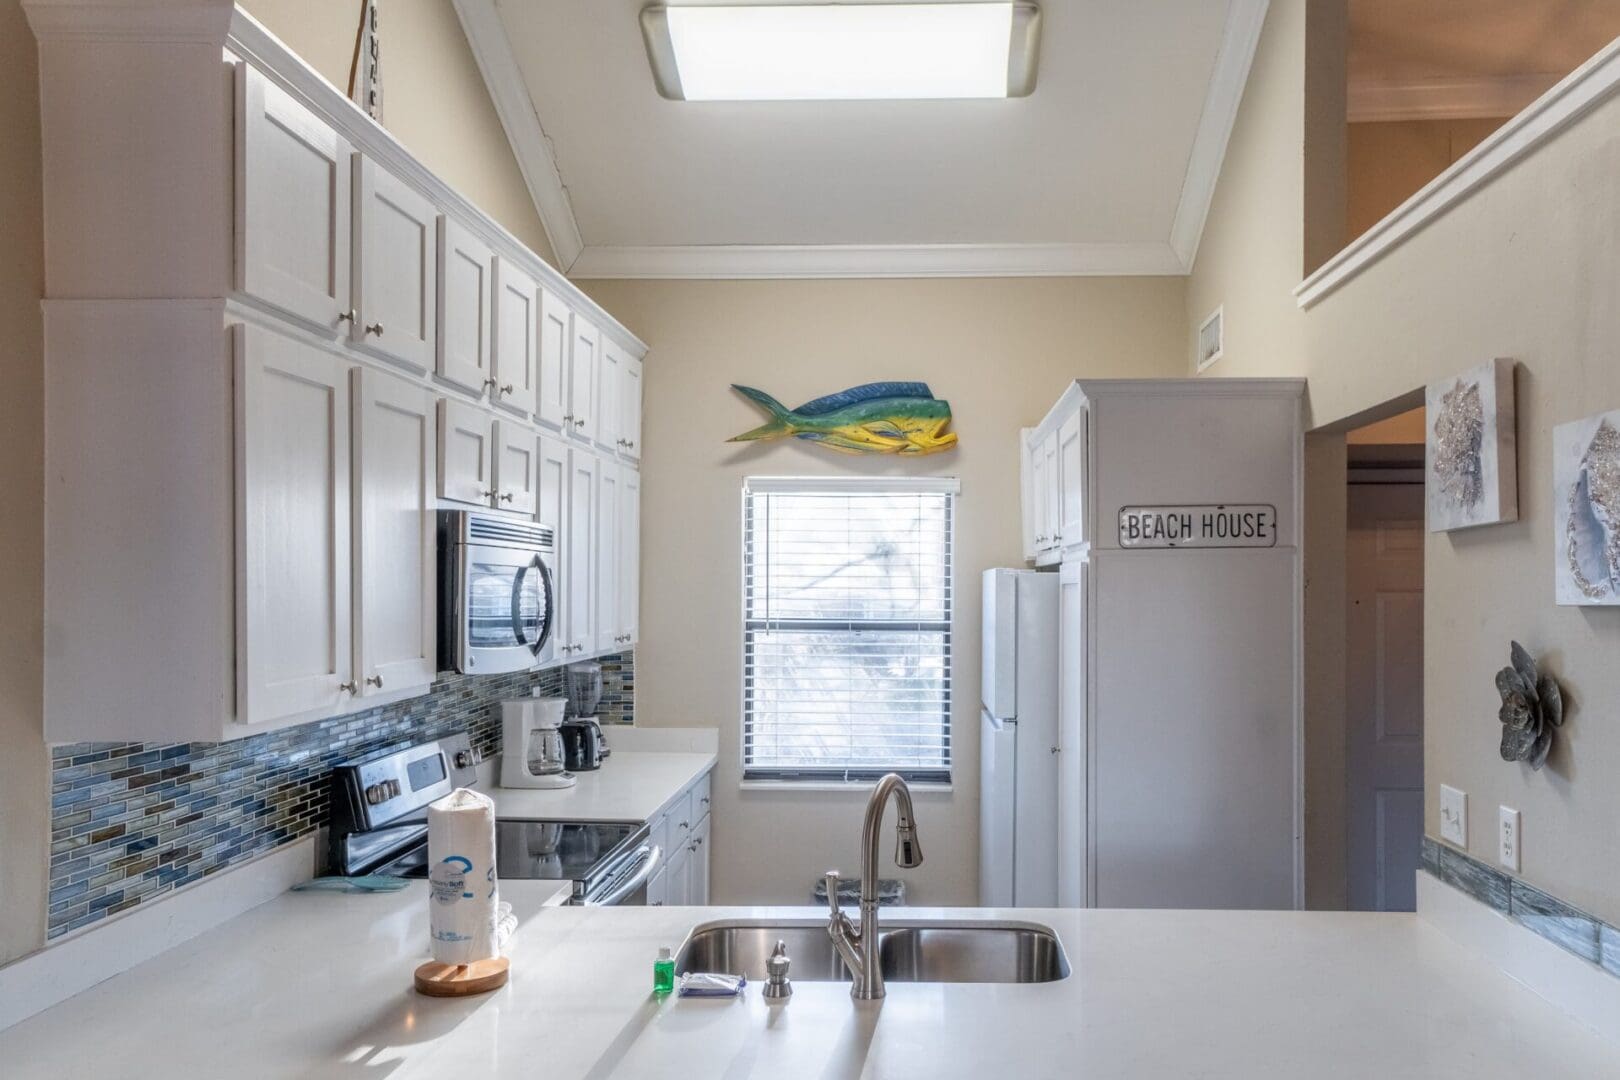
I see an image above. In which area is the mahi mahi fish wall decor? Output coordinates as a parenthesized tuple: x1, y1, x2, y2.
(727, 382, 957, 456)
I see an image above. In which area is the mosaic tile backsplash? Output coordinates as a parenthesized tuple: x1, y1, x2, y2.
(48, 652, 634, 941)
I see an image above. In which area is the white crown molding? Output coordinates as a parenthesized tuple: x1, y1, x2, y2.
(1348, 74, 1563, 123)
(450, 0, 585, 271)
(1297, 36, 1620, 310)
(567, 242, 1187, 280)
(1168, 0, 1270, 270)
(23, 0, 233, 43)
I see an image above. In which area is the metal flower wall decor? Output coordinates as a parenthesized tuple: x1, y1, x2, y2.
(1425, 358, 1518, 532)
(1495, 642, 1563, 770)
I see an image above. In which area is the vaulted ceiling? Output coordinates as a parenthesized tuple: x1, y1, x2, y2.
(452, 0, 1268, 278)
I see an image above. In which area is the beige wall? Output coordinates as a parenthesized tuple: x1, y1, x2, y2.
(0, 0, 49, 967)
(243, 0, 556, 267)
(1346, 119, 1501, 241)
(577, 277, 1187, 904)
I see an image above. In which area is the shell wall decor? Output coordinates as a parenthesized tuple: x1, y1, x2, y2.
(728, 382, 957, 456)
(1425, 358, 1518, 531)
(1554, 407, 1620, 604)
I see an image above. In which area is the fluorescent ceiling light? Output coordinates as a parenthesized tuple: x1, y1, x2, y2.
(640, 3, 1042, 101)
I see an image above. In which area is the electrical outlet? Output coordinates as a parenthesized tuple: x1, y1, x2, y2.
(1499, 806, 1521, 872)
(1440, 784, 1467, 847)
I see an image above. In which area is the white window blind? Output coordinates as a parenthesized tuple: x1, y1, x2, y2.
(742, 477, 955, 783)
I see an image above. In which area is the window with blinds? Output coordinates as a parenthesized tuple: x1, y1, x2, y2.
(742, 477, 955, 783)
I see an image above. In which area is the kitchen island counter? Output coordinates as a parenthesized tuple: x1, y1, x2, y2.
(4, 881, 1617, 1078)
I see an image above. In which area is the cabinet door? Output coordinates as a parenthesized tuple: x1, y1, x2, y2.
(619, 465, 640, 648)
(1019, 428, 1037, 561)
(352, 367, 436, 698)
(566, 315, 599, 443)
(647, 865, 668, 907)
(667, 844, 692, 907)
(1057, 558, 1088, 907)
(619, 355, 644, 461)
(352, 155, 438, 373)
(689, 813, 711, 905)
(236, 324, 352, 726)
(537, 287, 570, 431)
(493, 419, 538, 516)
(1030, 433, 1049, 552)
(437, 398, 493, 506)
(1039, 430, 1060, 559)
(491, 257, 539, 417)
(564, 448, 598, 655)
(435, 216, 493, 396)
(1058, 409, 1085, 551)
(596, 337, 622, 453)
(595, 462, 620, 653)
(235, 65, 352, 334)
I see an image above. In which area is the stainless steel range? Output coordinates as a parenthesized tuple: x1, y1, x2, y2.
(328, 734, 661, 905)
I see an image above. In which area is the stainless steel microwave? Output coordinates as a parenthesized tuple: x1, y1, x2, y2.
(438, 511, 557, 674)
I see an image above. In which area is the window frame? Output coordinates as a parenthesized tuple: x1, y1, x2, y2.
(739, 475, 959, 785)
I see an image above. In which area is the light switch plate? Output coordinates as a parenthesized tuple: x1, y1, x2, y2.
(1440, 784, 1467, 847)
(1499, 806, 1521, 872)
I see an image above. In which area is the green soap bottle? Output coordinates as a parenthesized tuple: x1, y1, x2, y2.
(653, 946, 675, 995)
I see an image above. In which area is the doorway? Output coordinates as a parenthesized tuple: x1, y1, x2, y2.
(1344, 408, 1425, 912)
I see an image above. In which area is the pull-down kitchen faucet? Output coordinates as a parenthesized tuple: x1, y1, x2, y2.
(825, 773, 924, 1000)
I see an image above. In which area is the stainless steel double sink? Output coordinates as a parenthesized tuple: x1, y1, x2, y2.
(674, 919, 1070, 985)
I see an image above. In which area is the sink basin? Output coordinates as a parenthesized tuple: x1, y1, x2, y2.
(673, 920, 1070, 985)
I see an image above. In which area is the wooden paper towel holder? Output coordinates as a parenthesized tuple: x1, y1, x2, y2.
(414, 955, 510, 997)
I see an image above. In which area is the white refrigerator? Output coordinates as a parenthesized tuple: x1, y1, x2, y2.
(979, 568, 1059, 907)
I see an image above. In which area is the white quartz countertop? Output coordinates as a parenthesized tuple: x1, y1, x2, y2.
(5, 883, 1617, 1078)
(486, 749, 716, 823)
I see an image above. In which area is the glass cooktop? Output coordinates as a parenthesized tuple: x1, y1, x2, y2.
(375, 821, 640, 882)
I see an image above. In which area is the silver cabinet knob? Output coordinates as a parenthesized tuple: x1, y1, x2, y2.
(337, 309, 356, 324)
(701, 797, 710, 806)
(339, 680, 358, 694)
(562, 413, 574, 423)
(678, 820, 690, 830)
(575, 419, 586, 429)
(499, 492, 514, 503)
(480, 490, 497, 500)
(500, 384, 514, 396)
(366, 674, 384, 688)
(365, 322, 383, 336)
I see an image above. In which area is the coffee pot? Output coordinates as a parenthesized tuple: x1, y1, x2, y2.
(500, 695, 575, 789)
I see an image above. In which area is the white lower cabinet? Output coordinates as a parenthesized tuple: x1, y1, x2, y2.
(648, 776, 713, 906)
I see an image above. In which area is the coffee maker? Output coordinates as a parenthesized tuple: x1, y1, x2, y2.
(560, 663, 610, 772)
(500, 694, 576, 789)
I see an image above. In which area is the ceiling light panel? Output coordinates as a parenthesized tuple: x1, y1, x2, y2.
(641, 3, 1042, 101)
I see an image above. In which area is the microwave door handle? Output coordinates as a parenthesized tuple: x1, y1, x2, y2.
(536, 556, 556, 654)
(510, 562, 532, 647)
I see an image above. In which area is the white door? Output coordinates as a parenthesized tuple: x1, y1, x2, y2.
(1058, 408, 1085, 551)
(435, 216, 493, 396)
(352, 155, 438, 372)
(491, 257, 539, 417)
(235, 65, 351, 334)
(437, 398, 493, 506)
(596, 338, 622, 453)
(1346, 482, 1425, 912)
(352, 367, 436, 699)
(236, 324, 352, 726)
(619, 465, 641, 647)
(492, 419, 538, 516)
(689, 814, 711, 905)
(1056, 558, 1087, 907)
(564, 448, 598, 655)
(537, 287, 570, 431)
(567, 315, 600, 443)
(595, 462, 621, 653)
(620, 355, 644, 461)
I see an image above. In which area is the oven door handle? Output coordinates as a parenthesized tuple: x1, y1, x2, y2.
(593, 844, 662, 906)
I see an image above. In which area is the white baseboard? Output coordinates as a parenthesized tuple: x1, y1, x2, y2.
(0, 837, 316, 1032)
(1417, 872, 1620, 1046)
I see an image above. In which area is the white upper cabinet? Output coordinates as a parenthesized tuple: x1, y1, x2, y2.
(564, 447, 598, 656)
(493, 418, 539, 516)
(619, 355, 644, 461)
(597, 337, 623, 454)
(620, 464, 641, 646)
(536, 431, 569, 535)
(236, 324, 353, 728)
(537, 287, 570, 431)
(491, 257, 540, 417)
(352, 367, 436, 699)
(352, 155, 438, 373)
(435, 216, 493, 396)
(235, 65, 352, 334)
(1058, 407, 1086, 552)
(438, 397, 493, 507)
(1038, 429, 1060, 563)
(595, 461, 621, 652)
(566, 314, 600, 443)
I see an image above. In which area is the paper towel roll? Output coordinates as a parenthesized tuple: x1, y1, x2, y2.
(427, 787, 500, 965)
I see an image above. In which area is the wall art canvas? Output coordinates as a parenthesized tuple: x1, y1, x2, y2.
(1425, 358, 1517, 532)
(728, 382, 957, 456)
(1554, 407, 1620, 605)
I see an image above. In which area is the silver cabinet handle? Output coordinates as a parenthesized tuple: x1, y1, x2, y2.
(337, 309, 356, 324)
(366, 675, 384, 688)
(364, 322, 383, 336)
(339, 680, 358, 694)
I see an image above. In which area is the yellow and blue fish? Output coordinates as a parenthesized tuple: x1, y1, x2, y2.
(727, 382, 957, 455)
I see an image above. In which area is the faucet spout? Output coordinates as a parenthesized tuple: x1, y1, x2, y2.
(827, 773, 926, 1001)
